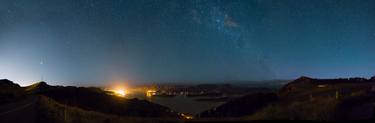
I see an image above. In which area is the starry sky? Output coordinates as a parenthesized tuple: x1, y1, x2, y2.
(1, 0, 375, 86)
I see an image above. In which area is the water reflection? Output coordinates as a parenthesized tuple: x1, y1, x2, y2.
(126, 91, 224, 115)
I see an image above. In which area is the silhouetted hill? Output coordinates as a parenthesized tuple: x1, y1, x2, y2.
(279, 76, 375, 97)
(196, 76, 375, 120)
(2, 77, 375, 121)
(198, 93, 278, 118)
(278, 76, 316, 96)
(26, 82, 179, 118)
(249, 76, 375, 120)
(0, 79, 21, 88)
(25, 81, 50, 93)
(371, 76, 375, 81)
(0, 79, 25, 104)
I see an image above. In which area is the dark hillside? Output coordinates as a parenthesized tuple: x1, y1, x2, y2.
(0, 79, 25, 104)
(26, 82, 180, 118)
(198, 93, 278, 118)
(250, 76, 375, 120)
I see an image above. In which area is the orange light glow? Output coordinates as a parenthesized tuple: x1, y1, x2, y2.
(105, 86, 128, 97)
(180, 113, 194, 120)
(114, 89, 126, 96)
(146, 90, 156, 97)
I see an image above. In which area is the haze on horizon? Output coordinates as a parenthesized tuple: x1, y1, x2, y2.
(1, 0, 375, 86)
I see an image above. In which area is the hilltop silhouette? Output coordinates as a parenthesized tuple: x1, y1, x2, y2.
(196, 76, 375, 120)
(25, 82, 179, 118)
(1, 76, 375, 122)
(0, 79, 25, 104)
(0, 80, 182, 123)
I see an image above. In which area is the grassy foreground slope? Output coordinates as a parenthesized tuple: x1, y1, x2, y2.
(1, 79, 183, 123)
(249, 76, 375, 120)
(36, 96, 182, 123)
(26, 82, 180, 118)
(197, 76, 375, 121)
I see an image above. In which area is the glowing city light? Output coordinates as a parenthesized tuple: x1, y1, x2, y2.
(115, 89, 126, 97)
(146, 90, 156, 97)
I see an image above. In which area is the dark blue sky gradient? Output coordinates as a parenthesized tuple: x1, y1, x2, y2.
(1, 0, 375, 86)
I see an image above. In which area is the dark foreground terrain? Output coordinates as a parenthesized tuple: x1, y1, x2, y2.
(1, 76, 375, 122)
(198, 76, 375, 121)
(0, 79, 183, 123)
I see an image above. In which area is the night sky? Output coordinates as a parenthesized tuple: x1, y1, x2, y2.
(1, 0, 375, 86)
